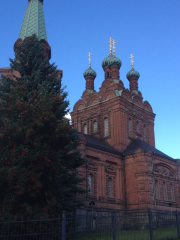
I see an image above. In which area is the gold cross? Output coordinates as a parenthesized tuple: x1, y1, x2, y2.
(88, 52, 92, 67)
(112, 39, 116, 55)
(109, 37, 113, 54)
(130, 53, 134, 68)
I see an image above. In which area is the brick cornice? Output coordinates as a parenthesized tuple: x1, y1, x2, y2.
(86, 146, 122, 159)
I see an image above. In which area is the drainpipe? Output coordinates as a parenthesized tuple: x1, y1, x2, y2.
(123, 155, 127, 211)
(151, 153, 156, 210)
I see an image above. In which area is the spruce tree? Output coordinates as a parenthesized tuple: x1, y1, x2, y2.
(0, 35, 85, 218)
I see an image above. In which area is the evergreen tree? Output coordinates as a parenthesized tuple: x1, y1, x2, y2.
(0, 35, 85, 218)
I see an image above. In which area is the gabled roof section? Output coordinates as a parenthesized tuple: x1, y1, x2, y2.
(83, 134, 122, 156)
(19, 0, 47, 41)
(123, 138, 176, 161)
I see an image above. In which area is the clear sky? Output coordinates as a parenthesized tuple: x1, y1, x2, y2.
(0, 0, 179, 159)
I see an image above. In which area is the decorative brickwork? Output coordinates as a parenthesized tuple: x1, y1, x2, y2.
(71, 52, 180, 212)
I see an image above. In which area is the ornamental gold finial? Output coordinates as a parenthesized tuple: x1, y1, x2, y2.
(88, 52, 92, 67)
(109, 37, 113, 54)
(130, 53, 134, 68)
(112, 39, 116, 55)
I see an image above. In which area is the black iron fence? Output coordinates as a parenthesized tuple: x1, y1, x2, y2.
(0, 215, 62, 240)
(0, 210, 180, 240)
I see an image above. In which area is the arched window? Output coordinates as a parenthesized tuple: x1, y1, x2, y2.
(136, 122, 139, 133)
(104, 118, 109, 137)
(155, 180, 158, 199)
(108, 178, 112, 198)
(93, 121, 97, 133)
(84, 124, 87, 134)
(88, 174, 93, 195)
(143, 125, 146, 141)
(128, 118, 131, 136)
(170, 184, 173, 201)
(163, 182, 166, 200)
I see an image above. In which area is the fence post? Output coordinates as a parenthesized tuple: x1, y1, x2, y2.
(62, 211, 66, 240)
(176, 211, 180, 238)
(112, 212, 117, 240)
(149, 210, 153, 240)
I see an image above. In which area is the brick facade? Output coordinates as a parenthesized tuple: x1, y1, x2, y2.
(0, 0, 179, 213)
(71, 53, 180, 212)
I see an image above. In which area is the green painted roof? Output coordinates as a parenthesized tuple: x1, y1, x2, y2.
(126, 68, 140, 80)
(19, 0, 47, 41)
(102, 54, 122, 68)
(83, 67, 97, 78)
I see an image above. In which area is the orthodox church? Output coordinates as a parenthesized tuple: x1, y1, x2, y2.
(0, 0, 179, 213)
(71, 45, 180, 212)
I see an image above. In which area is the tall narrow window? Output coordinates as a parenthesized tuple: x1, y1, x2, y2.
(84, 124, 87, 134)
(136, 122, 139, 133)
(163, 182, 166, 201)
(155, 180, 158, 199)
(143, 125, 146, 141)
(108, 178, 112, 198)
(93, 121, 97, 133)
(128, 119, 131, 136)
(104, 118, 109, 137)
(170, 184, 173, 201)
(88, 174, 93, 195)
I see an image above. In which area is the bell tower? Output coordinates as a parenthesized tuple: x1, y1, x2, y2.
(0, 0, 62, 80)
(71, 38, 155, 151)
(14, 0, 51, 60)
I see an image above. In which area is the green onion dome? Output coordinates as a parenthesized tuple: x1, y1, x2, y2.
(83, 67, 97, 78)
(102, 54, 122, 68)
(126, 68, 140, 80)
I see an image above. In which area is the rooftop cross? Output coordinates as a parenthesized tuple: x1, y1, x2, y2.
(109, 37, 113, 54)
(130, 53, 135, 68)
(88, 52, 92, 67)
(112, 39, 116, 55)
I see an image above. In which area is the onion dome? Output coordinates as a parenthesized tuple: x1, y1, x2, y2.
(126, 68, 140, 80)
(83, 67, 97, 79)
(102, 54, 122, 68)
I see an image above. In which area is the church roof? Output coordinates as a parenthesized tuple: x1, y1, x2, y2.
(123, 138, 176, 161)
(102, 54, 122, 68)
(126, 68, 140, 80)
(83, 67, 97, 79)
(80, 135, 175, 162)
(83, 134, 122, 156)
(19, 0, 47, 41)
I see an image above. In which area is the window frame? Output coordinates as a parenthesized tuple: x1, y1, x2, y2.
(88, 174, 93, 195)
(84, 124, 87, 134)
(143, 124, 146, 141)
(104, 118, 109, 137)
(93, 121, 98, 133)
(107, 177, 112, 198)
(128, 118, 131, 137)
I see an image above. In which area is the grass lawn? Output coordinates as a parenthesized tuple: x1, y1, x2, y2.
(66, 228, 179, 240)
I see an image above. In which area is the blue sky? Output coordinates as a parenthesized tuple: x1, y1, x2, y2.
(0, 0, 179, 159)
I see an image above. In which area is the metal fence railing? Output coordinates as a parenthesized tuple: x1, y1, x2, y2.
(0, 210, 180, 240)
(0, 215, 62, 240)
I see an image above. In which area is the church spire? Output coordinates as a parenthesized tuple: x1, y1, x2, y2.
(19, 0, 47, 41)
(14, 0, 51, 60)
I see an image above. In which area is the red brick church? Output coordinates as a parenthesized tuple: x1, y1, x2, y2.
(71, 42, 180, 212)
(0, 0, 179, 213)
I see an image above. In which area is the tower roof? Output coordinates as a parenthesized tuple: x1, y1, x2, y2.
(19, 0, 47, 41)
(83, 67, 97, 79)
(126, 68, 140, 80)
(102, 54, 122, 68)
